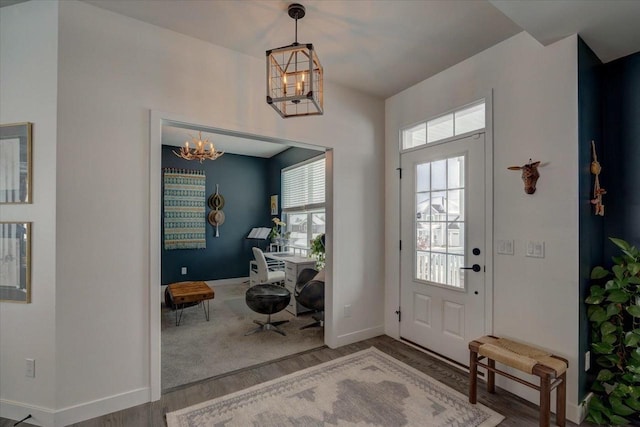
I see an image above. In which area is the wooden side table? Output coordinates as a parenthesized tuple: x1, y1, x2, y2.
(167, 281, 215, 326)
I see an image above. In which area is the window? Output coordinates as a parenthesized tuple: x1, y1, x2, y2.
(282, 156, 325, 250)
(401, 99, 485, 150)
(415, 155, 465, 289)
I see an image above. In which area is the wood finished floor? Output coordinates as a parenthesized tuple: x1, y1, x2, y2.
(2, 335, 592, 427)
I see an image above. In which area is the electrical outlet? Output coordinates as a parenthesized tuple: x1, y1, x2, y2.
(181, 267, 187, 275)
(344, 304, 352, 318)
(585, 351, 591, 371)
(25, 359, 35, 378)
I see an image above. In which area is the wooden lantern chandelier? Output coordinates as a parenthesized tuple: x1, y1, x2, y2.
(266, 3, 323, 118)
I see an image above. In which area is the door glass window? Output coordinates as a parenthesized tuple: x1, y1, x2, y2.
(415, 154, 465, 288)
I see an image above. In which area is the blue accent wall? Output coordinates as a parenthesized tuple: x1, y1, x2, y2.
(578, 37, 604, 400)
(578, 41, 640, 400)
(161, 145, 324, 284)
(161, 146, 271, 284)
(603, 51, 640, 256)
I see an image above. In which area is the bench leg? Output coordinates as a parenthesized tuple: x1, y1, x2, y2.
(556, 372, 566, 427)
(469, 349, 478, 404)
(487, 359, 496, 393)
(540, 375, 551, 427)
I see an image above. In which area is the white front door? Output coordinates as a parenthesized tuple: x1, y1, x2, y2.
(400, 133, 486, 365)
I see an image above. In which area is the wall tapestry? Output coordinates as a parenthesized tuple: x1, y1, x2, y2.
(163, 168, 206, 250)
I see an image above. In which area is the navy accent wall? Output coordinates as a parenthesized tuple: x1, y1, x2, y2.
(578, 42, 640, 400)
(603, 51, 640, 258)
(161, 146, 271, 284)
(577, 37, 604, 400)
(266, 147, 324, 217)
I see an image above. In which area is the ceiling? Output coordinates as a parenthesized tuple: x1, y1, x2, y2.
(162, 123, 295, 158)
(78, 0, 640, 99)
(4, 0, 639, 156)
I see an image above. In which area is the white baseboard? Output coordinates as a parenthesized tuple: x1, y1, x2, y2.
(0, 399, 55, 427)
(575, 392, 592, 424)
(1, 388, 149, 427)
(54, 387, 149, 427)
(335, 324, 384, 347)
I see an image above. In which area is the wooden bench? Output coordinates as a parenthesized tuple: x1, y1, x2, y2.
(469, 335, 568, 427)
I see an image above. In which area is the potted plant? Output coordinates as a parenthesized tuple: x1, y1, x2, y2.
(585, 238, 640, 425)
(310, 233, 325, 270)
(269, 218, 286, 243)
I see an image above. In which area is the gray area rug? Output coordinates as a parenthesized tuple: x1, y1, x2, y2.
(162, 282, 324, 390)
(166, 347, 504, 427)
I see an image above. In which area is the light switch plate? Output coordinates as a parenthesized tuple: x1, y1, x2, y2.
(526, 241, 545, 258)
(25, 359, 35, 378)
(497, 239, 514, 255)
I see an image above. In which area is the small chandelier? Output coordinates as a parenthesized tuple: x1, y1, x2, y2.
(266, 3, 323, 118)
(173, 132, 224, 163)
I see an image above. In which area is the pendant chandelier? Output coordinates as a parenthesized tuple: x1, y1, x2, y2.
(173, 132, 224, 163)
(266, 3, 323, 118)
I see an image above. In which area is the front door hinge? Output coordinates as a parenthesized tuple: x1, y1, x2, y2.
(399, 240, 402, 251)
(396, 167, 402, 179)
(395, 308, 401, 322)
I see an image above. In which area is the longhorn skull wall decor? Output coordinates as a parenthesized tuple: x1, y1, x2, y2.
(508, 159, 542, 194)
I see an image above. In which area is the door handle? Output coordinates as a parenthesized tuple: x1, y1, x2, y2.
(460, 264, 481, 272)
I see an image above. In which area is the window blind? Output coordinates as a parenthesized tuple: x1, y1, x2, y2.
(282, 157, 325, 212)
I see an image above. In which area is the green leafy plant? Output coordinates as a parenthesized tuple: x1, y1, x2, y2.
(310, 233, 325, 270)
(585, 238, 640, 425)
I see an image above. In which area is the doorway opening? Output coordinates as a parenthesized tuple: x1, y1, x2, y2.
(149, 113, 334, 398)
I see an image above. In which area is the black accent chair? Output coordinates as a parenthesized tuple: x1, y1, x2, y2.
(294, 268, 325, 329)
(245, 284, 291, 336)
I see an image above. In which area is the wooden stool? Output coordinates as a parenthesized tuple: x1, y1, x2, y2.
(167, 281, 215, 326)
(469, 335, 568, 427)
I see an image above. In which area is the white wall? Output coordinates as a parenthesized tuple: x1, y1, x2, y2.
(50, 0, 384, 424)
(385, 32, 580, 421)
(0, 1, 58, 423)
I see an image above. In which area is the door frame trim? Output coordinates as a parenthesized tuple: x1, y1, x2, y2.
(396, 91, 494, 339)
(483, 91, 494, 335)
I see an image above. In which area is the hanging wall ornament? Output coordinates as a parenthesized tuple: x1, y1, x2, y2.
(590, 140, 606, 216)
(208, 184, 226, 237)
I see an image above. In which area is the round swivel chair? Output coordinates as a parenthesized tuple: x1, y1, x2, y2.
(294, 268, 325, 329)
(245, 284, 291, 336)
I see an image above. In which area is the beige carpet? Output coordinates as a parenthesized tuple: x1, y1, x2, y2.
(166, 347, 504, 427)
(161, 282, 324, 391)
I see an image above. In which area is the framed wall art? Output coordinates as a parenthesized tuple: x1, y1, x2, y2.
(0, 222, 32, 303)
(270, 195, 278, 215)
(0, 122, 33, 204)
